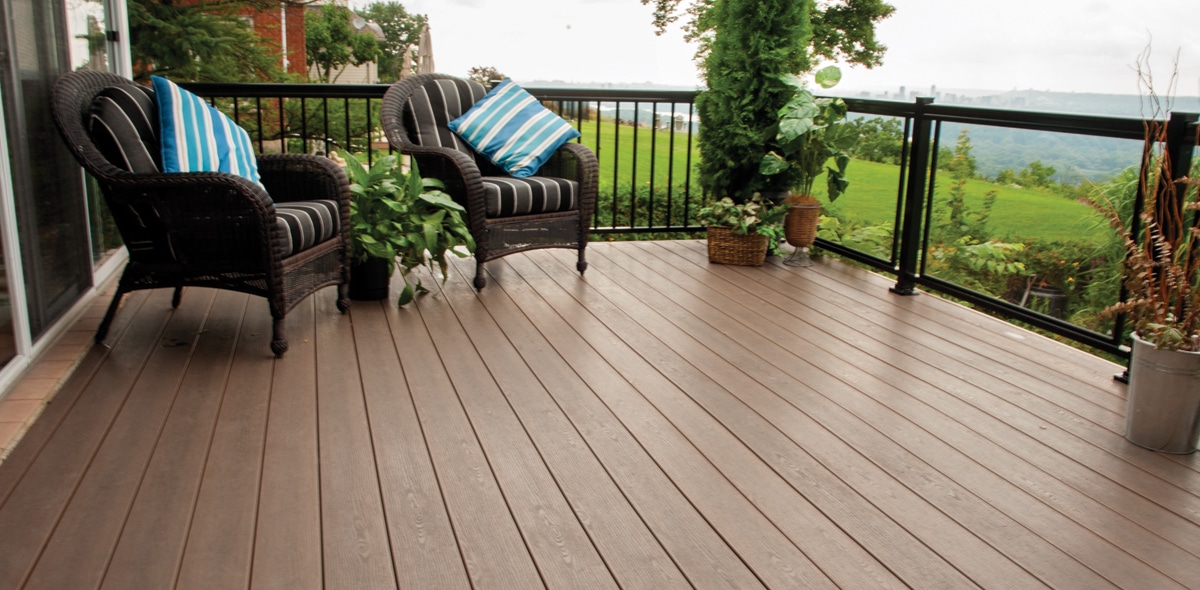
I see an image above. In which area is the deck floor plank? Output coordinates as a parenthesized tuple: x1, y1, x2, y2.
(0, 290, 160, 590)
(667, 241, 1192, 588)
(0, 289, 152, 503)
(100, 290, 249, 589)
(251, 297, 323, 590)
(352, 298, 472, 590)
(506, 252, 838, 589)
(553, 247, 1024, 588)
(21, 289, 218, 590)
(593, 244, 1089, 588)
(176, 297, 277, 590)
(386, 275, 544, 590)
(314, 294, 398, 589)
(438, 263, 692, 590)
(415, 267, 618, 589)
(624, 242, 1126, 589)
(664, 243, 1200, 531)
(2, 241, 1199, 589)
(474, 257, 767, 589)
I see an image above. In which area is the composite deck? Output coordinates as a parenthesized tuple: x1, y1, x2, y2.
(0, 239, 1197, 589)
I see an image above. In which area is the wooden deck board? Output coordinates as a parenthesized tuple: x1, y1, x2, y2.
(251, 296, 323, 590)
(1, 240, 1198, 589)
(23, 289, 217, 590)
(176, 297, 276, 590)
(352, 299, 471, 590)
(437, 262, 690, 590)
(101, 290, 248, 590)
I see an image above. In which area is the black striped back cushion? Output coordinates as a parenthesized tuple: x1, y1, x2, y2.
(89, 85, 160, 173)
(481, 176, 578, 218)
(404, 78, 488, 156)
(275, 200, 340, 257)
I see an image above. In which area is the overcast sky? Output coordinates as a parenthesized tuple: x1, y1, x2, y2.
(352, 0, 1200, 96)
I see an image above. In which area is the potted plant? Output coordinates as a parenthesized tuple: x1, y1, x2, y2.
(698, 194, 786, 266)
(335, 150, 475, 305)
(759, 68, 858, 267)
(1089, 65, 1200, 453)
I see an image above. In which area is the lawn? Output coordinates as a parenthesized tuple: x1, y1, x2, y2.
(823, 160, 1111, 245)
(573, 116, 1111, 246)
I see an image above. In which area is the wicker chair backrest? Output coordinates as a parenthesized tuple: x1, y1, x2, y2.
(88, 84, 161, 173)
(403, 76, 488, 157)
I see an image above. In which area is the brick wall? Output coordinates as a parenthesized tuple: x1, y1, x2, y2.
(241, 3, 307, 77)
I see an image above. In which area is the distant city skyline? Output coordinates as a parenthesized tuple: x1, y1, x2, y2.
(354, 0, 1199, 97)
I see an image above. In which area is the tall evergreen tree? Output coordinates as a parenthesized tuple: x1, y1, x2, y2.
(129, 0, 287, 82)
(695, 0, 811, 200)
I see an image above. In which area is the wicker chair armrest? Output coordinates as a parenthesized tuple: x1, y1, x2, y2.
(257, 154, 351, 205)
(540, 142, 598, 228)
(540, 142, 597, 184)
(102, 171, 274, 214)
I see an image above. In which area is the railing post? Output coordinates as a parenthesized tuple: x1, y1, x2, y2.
(892, 96, 935, 296)
(1159, 111, 1199, 247)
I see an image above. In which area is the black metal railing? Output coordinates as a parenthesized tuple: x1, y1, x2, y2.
(183, 81, 1199, 360)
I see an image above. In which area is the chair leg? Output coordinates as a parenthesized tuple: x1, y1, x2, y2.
(171, 286, 183, 309)
(94, 289, 126, 344)
(336, 282, 350, 313)
(474, 261, 487, 290)
(577, 248, 588, 275)
(270, 317, 288, 358)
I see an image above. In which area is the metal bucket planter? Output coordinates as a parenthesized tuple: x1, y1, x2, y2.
(1125, 333, 1200, 454)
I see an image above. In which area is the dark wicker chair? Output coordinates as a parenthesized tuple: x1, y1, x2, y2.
(381, 73, 597, 289)
(51, 70, 350, 357)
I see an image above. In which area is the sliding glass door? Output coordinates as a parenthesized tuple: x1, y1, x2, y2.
(0, 0, 92, 342)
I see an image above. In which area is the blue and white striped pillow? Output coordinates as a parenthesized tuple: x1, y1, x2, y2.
(447, 79, 580, 178)
(151, 75, 261, 185)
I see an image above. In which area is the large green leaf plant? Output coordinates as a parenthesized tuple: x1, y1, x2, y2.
(338, 151, 475, 305)
(759, 68, 859, 202)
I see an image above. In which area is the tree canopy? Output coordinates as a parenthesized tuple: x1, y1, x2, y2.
(468, 66, 507, 88)
(357, 2, 427, 83)
(129, 0, 286, 82)
(642, 0, 894, 69)
(306, 4, 381, 83)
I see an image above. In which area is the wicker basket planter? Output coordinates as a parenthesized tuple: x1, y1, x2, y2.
(707, 226, 768, 266)
(783, 194, 821, 267)
(784, 194, 821, 248)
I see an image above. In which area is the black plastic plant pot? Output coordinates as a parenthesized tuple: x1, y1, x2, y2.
(349, 256, 392, 301)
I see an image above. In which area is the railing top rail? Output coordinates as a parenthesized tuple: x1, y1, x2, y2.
(180, 82, 1188, 144)
(182, 82, 388, 99)
(923, 102, 1152, 140)
(524, 86, 700, 102)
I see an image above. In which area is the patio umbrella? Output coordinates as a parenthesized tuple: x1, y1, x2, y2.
(417, 24, 435, 74)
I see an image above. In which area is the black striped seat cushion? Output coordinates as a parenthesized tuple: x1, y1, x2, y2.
(275, 200, 340, 257)
(481, 176, 578, 218)
(88, 84, 161, 173)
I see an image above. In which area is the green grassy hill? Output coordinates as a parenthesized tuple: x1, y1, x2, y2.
(822, 160, 1110, 245)
(576, 120, 1110, 245)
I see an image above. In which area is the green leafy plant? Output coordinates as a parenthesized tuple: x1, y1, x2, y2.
(337, 150, 475, 305)
(698, 194, 788, 255)
(698, 195, 786, 235)
(759, 69, 858, 202)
